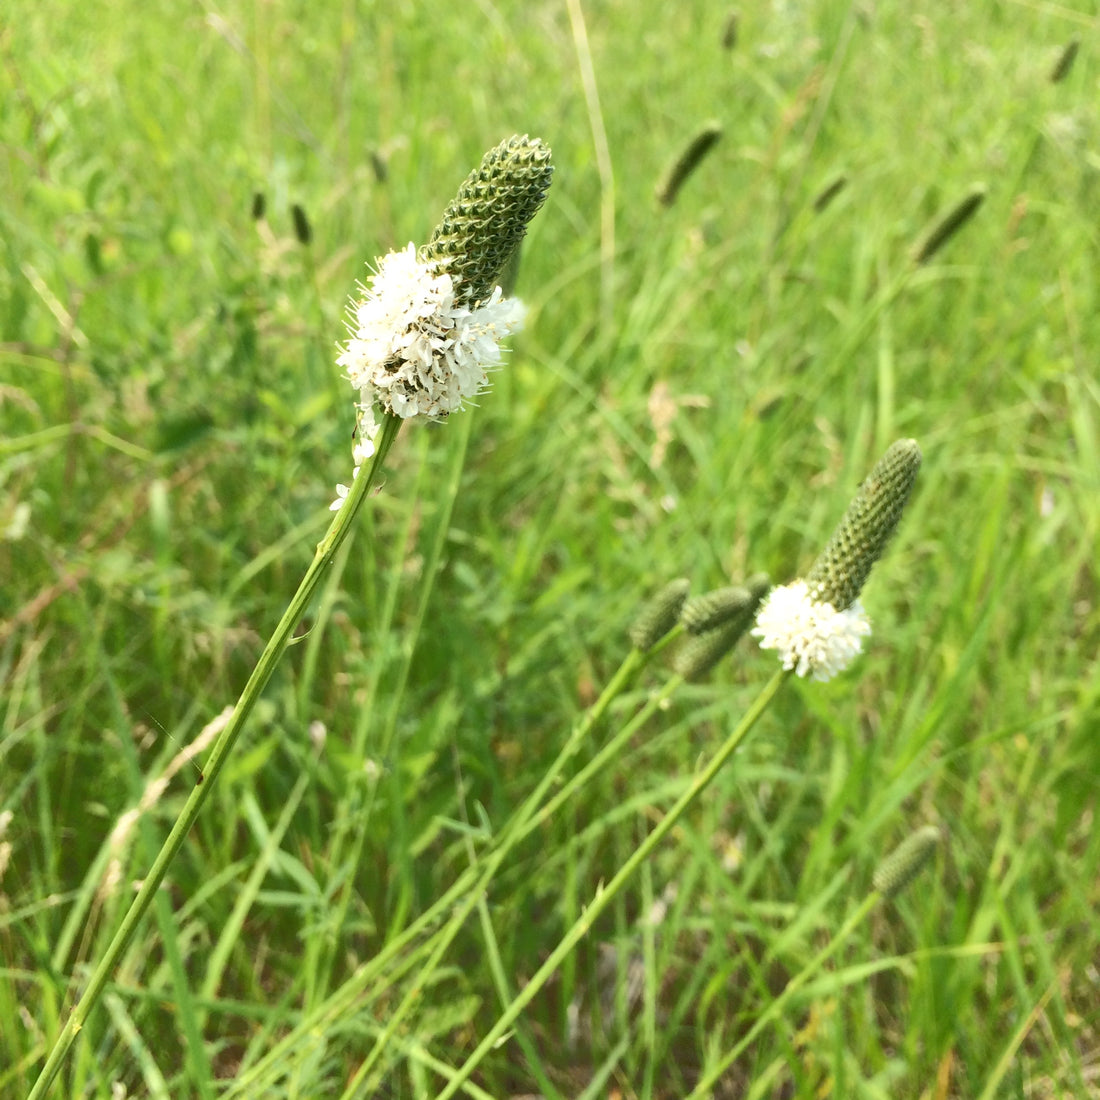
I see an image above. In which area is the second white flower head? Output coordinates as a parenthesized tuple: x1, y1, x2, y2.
(337, 244, 526, 423)
(750, 580, 871, 682)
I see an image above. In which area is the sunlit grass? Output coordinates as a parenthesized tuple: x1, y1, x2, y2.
(2, 0, 1098, 1097)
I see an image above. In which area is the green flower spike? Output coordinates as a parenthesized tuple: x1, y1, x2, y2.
(675, 575, 769, 680)
(681, 573, 771, 635)
(873, 825, 943, 900)
(674, 618, 747, 681)
(629, 578, 691, 652)
(421, 134, 554, 308)
(805, 439, 922, 611)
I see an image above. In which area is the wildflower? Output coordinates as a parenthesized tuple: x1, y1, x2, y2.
(752, 440, 921, 680)
(338, 245, 527, 423)
(751, 580, 871, 681)
(330, 136, 552, 503)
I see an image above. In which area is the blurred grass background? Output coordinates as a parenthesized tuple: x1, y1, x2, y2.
(2, 0, 1099, 1096)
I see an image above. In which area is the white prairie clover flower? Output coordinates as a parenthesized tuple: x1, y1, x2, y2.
(752, 440, 922, 681)
(329, 135, 552, 505)
(751, 580, 871, 681)
(337, 245, 526, 423)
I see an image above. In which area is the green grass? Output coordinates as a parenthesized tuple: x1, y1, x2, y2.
(2, 0, 1099, 1096)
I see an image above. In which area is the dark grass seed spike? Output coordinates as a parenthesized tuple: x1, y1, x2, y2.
(912, 183, 987, 265)
(369, 150, 389, 184)
(812, 173, 848, 213)
(1050, 38, 1079, 84)
(292, 203, 312, 246)
(656, 122, 724, 207)
(721, 10, 739, 50)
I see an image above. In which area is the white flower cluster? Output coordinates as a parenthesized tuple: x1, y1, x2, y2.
(337, 243, 526, 423)
(329, 434, 379, 511)
(750, 580, 871, 682)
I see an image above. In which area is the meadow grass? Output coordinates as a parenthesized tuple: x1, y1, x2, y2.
(2, 0, 1099, 1096)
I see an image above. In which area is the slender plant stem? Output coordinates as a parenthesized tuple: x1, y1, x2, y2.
(225, 645, 652, 1096)
(432, 668, 790, 1100)
(27, 415, 402, 1100)
(684, 892, 877, 1099)
(319, 409, 476, 1004)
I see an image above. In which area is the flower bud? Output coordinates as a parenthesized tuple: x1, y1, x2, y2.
(629, 578, 690, 651)
(674, 617, 752, 681)
(681, 574, 770, 634)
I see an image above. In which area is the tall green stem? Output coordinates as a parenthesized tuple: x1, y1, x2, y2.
(433, 668, 790, 1100)
(684, 894, 877, 1098)
(226, 644, 653, 1097)
(27, 415, 402, 1100)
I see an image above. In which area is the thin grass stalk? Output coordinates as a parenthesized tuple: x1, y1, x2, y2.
(348, 652, 661, 1090)
(222, 645, 651, 1096)
(346, 667, 689, 1094)
(27, 414, 403, 1100)
(432, 668, 790, 1100)
(313, 412, 474, 1003)
(685, 893, 877, 1098)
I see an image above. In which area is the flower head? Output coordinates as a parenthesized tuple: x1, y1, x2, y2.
(751, 580, 871, 681)
(628, 577, 691, 652)
(330, 135, 551, 504)
(338, 244, 525, 423)
(873, 825, 943, 900)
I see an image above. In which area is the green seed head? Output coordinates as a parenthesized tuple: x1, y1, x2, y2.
(681, 574, 770, 635)
(674, 616, 752, 681)
(805, 439, 922, 610)
(873, 825, 943, 900)
(420, 135, 554, 308)
(812, 173, 848, 213)
(291, 203, 312, 246)
(629, 578, 691, 652)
